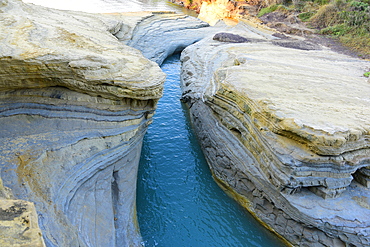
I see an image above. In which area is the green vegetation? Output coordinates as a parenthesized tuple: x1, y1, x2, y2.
(297, 11, 315, 21)
(364, 71, 370, 77)
(257, 5, 280, 17)
(257, 4, 291, 17)
(257, 0, 370, 57)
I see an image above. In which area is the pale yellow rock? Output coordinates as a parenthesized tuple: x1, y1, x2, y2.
(0, 199, 45, 247)
(0, 1, 167, 246)
(0, 0, 165, 100)
(181, 26, 370, 246)
(198, 0, 230, 25)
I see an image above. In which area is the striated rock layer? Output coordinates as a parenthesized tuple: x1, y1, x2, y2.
(0, 0, 167, 246)
(0, 0, 226, 246)
(181, 27, 370, 246)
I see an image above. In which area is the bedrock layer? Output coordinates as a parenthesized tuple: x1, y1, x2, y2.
(0, 176, 45, 246)
(180, 30, 370, 246)
(0, 0, 166, 246)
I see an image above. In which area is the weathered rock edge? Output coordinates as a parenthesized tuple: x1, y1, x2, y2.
(0, 176, 45, 246)
(0, 0, 167, 246)
(0, 0, 230, 246)
(180, 31, 370, 246)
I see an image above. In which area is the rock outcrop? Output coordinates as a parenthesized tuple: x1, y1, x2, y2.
(0, 0, 229, 246)
(127, 13, 209, 65)
(0, 0, 166, 246)
(181, 26, 370, 246)
(0, 177, 45, 246)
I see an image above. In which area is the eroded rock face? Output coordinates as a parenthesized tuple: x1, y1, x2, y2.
(0, 177, 45, 247)
(127, 13, 210, 65)
(0, 0, 165, 246)
(181, 28, 370, 246)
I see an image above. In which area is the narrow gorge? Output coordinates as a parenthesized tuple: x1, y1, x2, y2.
(0, 0, 369, 246)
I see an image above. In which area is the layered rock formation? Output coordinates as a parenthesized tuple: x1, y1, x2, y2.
(181, 28, 370, 246)
(0, 0, 166, 246)
(127, 14, 209, 65)
(0, 0, 227, 246)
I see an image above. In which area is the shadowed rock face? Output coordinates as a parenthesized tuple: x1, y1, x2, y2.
(127, 13, 210, 65)
(181, 28, 370, 246)
(0, 0, 224, 246)
(0, 0, 166, 246)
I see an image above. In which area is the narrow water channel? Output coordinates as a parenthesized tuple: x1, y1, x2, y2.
(136, 54, 286, 247)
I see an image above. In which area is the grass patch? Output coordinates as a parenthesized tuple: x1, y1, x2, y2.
(257, 4, 280, 17)
(257, 4, 291, 17)
(317, 1, 370, 56)
(256, 0, 370, 57)
(298, 11, 316, 21)
(321, 25, 370, 57)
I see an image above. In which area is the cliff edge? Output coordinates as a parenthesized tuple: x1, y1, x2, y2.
(0, 0, 165, 246)
(181, 28, 370, 246)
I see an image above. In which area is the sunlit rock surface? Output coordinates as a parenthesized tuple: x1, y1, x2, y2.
(0, 0, 166, 246)
(181, 26, 370, 246)
(170, 0, 251, 25)
(0, 177, 45, 247)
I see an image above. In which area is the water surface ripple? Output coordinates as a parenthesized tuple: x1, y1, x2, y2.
(137, 54, 286, 247)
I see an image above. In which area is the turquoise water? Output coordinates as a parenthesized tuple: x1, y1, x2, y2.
(136, 54, 286, 247)
(21, 1, 287, 245)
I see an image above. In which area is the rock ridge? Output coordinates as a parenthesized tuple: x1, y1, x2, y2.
(0, 0, 228, 246)
(0, 0, 167, 246)
(181, 28, 370, 246)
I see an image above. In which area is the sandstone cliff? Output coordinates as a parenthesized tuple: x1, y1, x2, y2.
(0, 176, 45, 246)
(181, 29, 370, 246)
(0, 0, 166, 246)
(0, 0, 223, 246)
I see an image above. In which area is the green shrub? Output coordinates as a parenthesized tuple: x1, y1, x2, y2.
(256, 0, 370, 56)
(257, 4, 280, 17)
(314, 0, 329, 5)
(298, 11, 316, 21)
(309, 4, 341, 28)
(320, 23, 351, 35)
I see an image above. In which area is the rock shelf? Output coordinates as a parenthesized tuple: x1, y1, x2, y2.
(0, 0, 166, 246)
(1, 0, 370, 246)
(181, 31, 370, 246)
